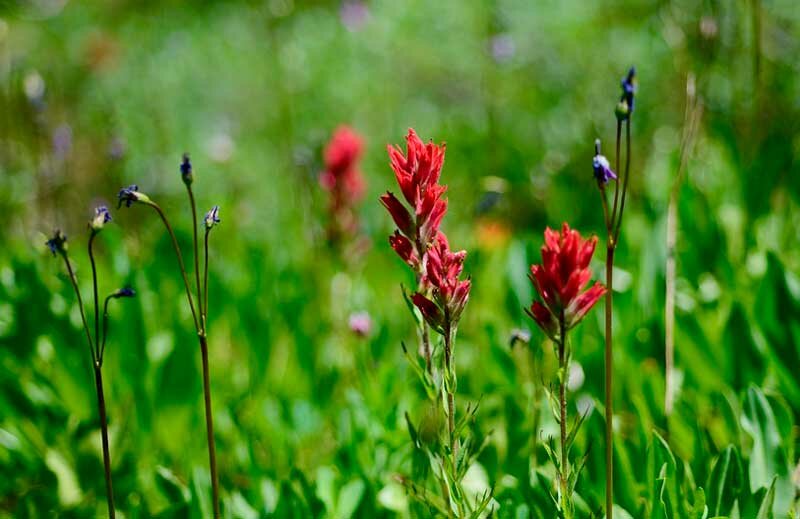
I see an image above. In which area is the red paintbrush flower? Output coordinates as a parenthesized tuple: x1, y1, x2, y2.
(320, 125, 365, 203)
(320, 126, 365, 245)
(527, 223, 605, 340)
(412, 232, 471, 332)
(381, 129, 448, 266)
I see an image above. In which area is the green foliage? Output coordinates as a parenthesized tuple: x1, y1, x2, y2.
(2, 0, 800, 517)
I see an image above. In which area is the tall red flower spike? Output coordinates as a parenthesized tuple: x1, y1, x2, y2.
(527, 223, 606, 340)
(320, 126, 365, 204)
(381, 128, 448, 265)
(320, 126, 365, 243)
(412, 232, 471, 332)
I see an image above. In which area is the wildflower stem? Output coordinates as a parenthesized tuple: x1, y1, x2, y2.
(145, 202, 200, 331)
(604, 245, 614, 519)
(415, 240, 433, 375)
(186, 185, 205, 325)
(558, 311, 570, 518)
(204, 228, 210, 329)
(101, 295, 113, 364)
(611, 120, 622, 227)
(613, 120, 632, 242)
(94, 363, 115, 519)
(444, 323, 457, 463)
(199, 333, 221, 519)
(88, 231, 101, 360)
(59, 253, 95, 361)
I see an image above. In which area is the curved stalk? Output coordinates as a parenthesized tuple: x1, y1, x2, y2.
(203, 228, 210, 331)
(186, 186, 204, 325)
(59, 254, 95, 361)
(145, 202, 199, 331)
(88, 232, 101, 359)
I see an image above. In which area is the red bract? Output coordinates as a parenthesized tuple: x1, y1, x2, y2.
(527, 223, 605, 339)
(382, 129, 448, 261)
(413, 233, 471, 331)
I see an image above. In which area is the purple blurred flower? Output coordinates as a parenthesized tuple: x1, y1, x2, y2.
(348, 311, 372, 337)
(340, 1, 369, 32)
(490, 34, 515, 64)
(204, 205, 220, 229)
(593, 139, 617, 185)
(52, 124, 72, 158)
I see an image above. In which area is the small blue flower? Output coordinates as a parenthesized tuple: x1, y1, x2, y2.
(180, 153, 193, 185)
(617, 66, 636, 119)
(593, 139, 617, 184)
(204, 205, 220, 229)
(90, 205, 112, 231)
(117, 185, 150, 208)
(46, 229, 68, 256)
(112, 287, 136, 298)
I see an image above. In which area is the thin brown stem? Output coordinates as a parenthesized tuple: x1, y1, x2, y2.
(94, 365, 115, 518)
(199, 334, 220, 519)
(204, 228, 210, 331)
(604, 245, 614, 519)
(88, 232, 101, 359)
(613, 120, 632, 243)
(60, 254, 95, 361)
(611, 121, 622, 227)
(187, 186, 204, 326)
(146, 202, 199, 331)
(100, 295, 112, 364)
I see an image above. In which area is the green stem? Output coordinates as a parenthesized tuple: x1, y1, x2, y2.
(444, 324, 457, 463)
(558, 311, 570, 518)
(94, 364, 116, 519)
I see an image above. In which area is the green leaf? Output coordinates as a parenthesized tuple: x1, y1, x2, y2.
(706, 445, 743, 517)
(755, 477, 776, 519)
(335, 478, 365, 518)
(741, 386, 792, 516)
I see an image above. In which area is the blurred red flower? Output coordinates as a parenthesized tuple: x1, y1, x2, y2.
(527, 223, 605, 340)
(320, 126, 365, 245)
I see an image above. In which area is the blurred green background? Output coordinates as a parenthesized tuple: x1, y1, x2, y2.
(1, 0, 800, 517)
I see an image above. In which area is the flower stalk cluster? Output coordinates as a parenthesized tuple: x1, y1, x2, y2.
(594, 66, 637, 519)
(117, 154, 222, 518)
(47, 206, 135, 519)
(527, 223, 605, 518)
(383, 129, 489, 517)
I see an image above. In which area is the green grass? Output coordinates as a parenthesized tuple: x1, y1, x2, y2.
(1, 0, 800, 517)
